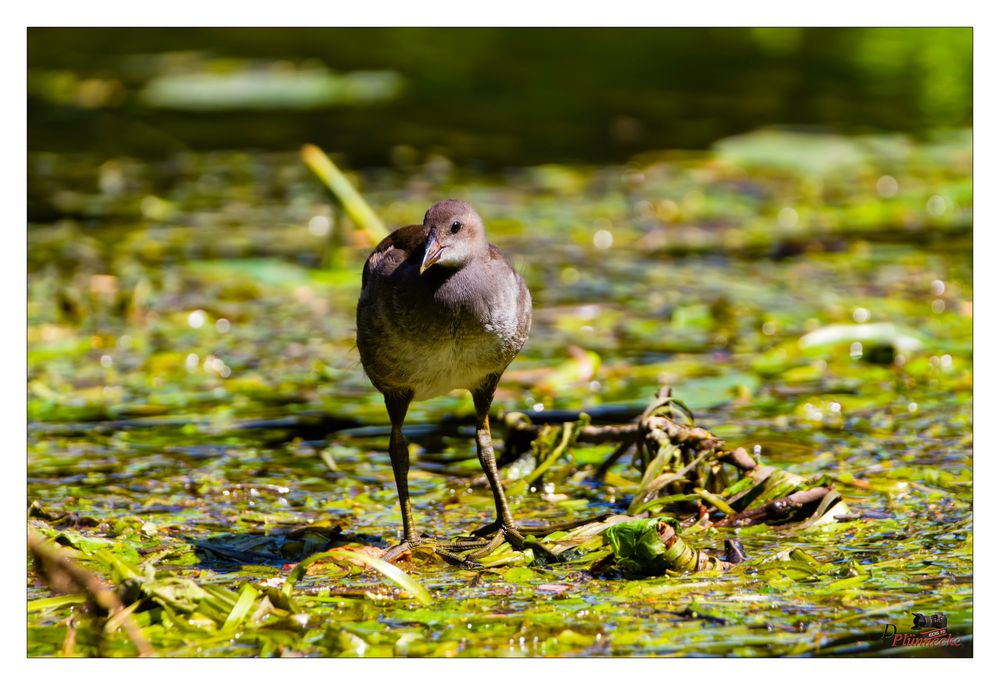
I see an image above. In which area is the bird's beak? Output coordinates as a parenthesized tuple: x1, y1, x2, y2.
(420, 236, 445, 274)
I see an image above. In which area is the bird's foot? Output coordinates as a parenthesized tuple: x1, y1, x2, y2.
(381, 536, 491, 567)
(459, 513, 616, 563)
(466, 513, 611, 544)
(468, 518, 503, 538)
(381, 539, 419, 563)
(463, 524, 558, 563)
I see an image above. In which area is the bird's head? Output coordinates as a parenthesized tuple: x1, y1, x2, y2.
(419, 200, 489, 274)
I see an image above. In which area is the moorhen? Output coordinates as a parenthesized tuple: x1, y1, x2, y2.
(357, 199, 533, 562)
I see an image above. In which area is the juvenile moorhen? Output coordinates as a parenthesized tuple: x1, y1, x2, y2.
(357, 200, 532, 561)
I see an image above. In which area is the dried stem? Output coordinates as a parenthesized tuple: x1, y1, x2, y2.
(504, 405, 758, 474)
(28, 530, 154, 657)
(714, 486, 834, 527)
(500, 386, 839, 530)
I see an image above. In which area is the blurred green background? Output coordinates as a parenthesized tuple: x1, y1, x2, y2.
(28, 28, 971, 165)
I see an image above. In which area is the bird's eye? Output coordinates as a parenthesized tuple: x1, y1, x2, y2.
(450, 221, 462, 234)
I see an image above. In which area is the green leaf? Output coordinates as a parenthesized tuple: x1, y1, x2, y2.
(283, 549, 432, 607)
(221, 584, 261, 632)
(27, 594, 87, 613)
(503, 566, 536, 583)
(604, 518, 678, 576)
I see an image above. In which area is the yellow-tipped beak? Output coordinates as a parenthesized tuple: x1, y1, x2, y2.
(420, 237, 445, 274)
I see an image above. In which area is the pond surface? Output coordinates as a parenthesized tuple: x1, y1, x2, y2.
(27, 129, 972, 656)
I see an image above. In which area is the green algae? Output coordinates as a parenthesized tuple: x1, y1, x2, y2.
(27, 130, 972, 656)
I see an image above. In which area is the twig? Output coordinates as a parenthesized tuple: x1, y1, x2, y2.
(714, 486, 834, 527)
(505, 412, 758, 474)
(301, 144, 386, 245)
(594, 441, 633, 481)
(499, 386, 840, 531)
(28, 530, 154, 657)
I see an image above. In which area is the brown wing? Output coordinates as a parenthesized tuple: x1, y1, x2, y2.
(361, 224, 429, 289)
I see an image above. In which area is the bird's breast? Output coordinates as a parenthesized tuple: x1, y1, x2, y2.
(357, 254, 529, 401)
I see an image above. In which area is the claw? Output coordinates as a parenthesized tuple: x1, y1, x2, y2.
(465, 525, 558, 562)
(383, 516, 597, 567)
(469, 519, 503, 538)
(381, 540, 417, 563)
(381, 537, 491, 567)
(468, 513, 610, 541)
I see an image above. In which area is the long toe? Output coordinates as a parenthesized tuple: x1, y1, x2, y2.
(381, 541, 416, 563)
(382, 537, 491, 566)
(464, 525, 559, 563)
(513, 513, 611, 536)
(468, 514, 610, 541)
(468, 518, 503, 538)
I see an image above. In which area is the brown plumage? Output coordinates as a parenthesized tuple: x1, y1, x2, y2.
(356, 200, 531, 560)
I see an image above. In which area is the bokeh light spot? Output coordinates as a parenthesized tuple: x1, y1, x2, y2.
(778, 207, 798, 229)
(876, 175, 898, 198)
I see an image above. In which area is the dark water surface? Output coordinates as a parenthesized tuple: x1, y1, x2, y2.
(28, 28, 971, 165)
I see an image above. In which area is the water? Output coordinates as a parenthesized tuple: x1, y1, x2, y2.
(27, 131, 972, 656)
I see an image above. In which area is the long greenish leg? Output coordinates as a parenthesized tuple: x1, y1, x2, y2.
(472, 381, 517, 530)
(389, 425, 416, 543)
(382, 392, 416, 561)
(460, 379, 585, 563)
(380, 391, 502, 565)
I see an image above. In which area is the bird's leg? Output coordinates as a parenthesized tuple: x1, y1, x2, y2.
(381, 392, 418, 563)
(462, 381, 558, 562)
(380, 391, 491, 564)
(471, 381, 517, 530)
